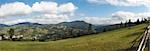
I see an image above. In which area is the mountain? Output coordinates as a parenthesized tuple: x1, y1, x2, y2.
(0, 21, 104, 31)
(0, 24, 9, 28)
(10, 22, 46, 28)
(57, 21, 94, 30)
(13, 22, 42, 26)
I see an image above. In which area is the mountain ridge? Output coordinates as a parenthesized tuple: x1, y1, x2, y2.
(0, 21, 103, 30)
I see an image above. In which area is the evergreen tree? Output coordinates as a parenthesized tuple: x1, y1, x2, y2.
(120, 22, 123, 28)
(141, 18, 144, 23)
(128, 19, 132, 24)
(125, 21, 128, 27)
(8, 28, 14, 40)
(144, 18, 147, 23)
(88, 24, 92, 34)
(136, 19, 140, 25)
(128, 19, 133, 28)
(120, 22, 123, 25)
(103, 28, 106, 32)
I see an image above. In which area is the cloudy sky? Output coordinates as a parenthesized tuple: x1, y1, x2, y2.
(0, 0, 150, 25)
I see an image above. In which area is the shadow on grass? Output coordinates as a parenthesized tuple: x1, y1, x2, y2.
(118, 32, 144, 51)
(116, 46, 138, 51)
(125, 32, 143, 38)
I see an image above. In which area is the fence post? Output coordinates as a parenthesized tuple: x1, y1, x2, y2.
(148, 37, 150, 51)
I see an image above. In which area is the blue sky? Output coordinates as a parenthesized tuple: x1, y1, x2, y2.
(0, 0, 149, 25)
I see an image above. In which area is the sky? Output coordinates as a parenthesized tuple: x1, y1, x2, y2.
(0, 0, 150, 25)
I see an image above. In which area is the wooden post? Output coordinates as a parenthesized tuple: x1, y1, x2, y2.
(148, 37, 150, 51)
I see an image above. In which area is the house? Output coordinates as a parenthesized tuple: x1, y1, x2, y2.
(0, 34, 5, 40)
(3, 35, 9, 40)
(0, 36, 2, 40)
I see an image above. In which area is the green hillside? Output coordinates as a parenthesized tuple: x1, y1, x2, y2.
(0, 24, 147, 51)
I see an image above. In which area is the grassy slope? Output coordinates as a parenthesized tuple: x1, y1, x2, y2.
(0, 24, 147, 51)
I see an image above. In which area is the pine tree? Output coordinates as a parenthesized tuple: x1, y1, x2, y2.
(144, 18, 147, 23)
(128, 19, 132, 24)
(125, 19, 133, 28)
(125, 21, 128, 27)
(136, 19, 140, 25)
(120, 21, 123, 28)
(141, 18, 144, 23)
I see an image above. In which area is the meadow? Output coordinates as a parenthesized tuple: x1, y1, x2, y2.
(0, 24, 147, 51)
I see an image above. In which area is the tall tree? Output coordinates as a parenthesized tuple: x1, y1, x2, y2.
(144, 18, 147, 23)
(136, 19, 140, 25)
(103, 28, 106, 32)
(128, 19, 132, 24)
(128, 19, 133, 28)
(125, 21, 128, 27)
(120, 21, 123, 28)
(8, 28, 14, 40)
(88, 24, 92, 34)
(141, 18, 144, 23)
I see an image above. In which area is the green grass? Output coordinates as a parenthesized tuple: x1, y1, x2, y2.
(0, 24, 147, 51)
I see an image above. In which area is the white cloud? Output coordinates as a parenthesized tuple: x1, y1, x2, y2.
(58, 3, 78, 13)
(87, 0, 107, 4)
(83, 17, 117, 25)
(112, 11, 136, 22)
(1, 19, 29, 25)
(0, 1, 77, 16)
(87, 0, 150, 7)
(112, 11, 150, 22)
(0, 2, 32, 17)
(83, 11, 150, 25)
(0, 1, 77, 25)
(29, 14, 70, 24)
(1, 14, 70, 25)
(32, 2, 58, 14)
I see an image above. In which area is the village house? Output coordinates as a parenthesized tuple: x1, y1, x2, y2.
(0, 34, 5, 40)
(0, 36, 2, 40)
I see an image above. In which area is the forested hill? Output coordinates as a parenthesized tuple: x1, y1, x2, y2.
(0, 22, 147, 51)
(0, 21, 104, 32)
(0, 19, 148, 41)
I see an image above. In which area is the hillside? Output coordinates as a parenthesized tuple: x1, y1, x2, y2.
(0, 24, 147, 51)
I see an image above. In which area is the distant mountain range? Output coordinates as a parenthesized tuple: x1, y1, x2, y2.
(0, 24, 9, 28)
(0, 21, 104, 30)
(0, 21, 130, 34)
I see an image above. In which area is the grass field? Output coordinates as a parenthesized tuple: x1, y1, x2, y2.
(0, 24, 147, 51)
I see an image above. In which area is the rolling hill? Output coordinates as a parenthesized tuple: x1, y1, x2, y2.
(0, 21, 99, 29)
(0, 24, 9, 28)
(0, 23, 147, 51)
